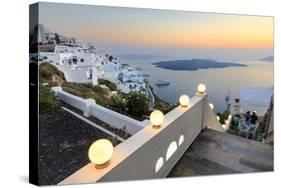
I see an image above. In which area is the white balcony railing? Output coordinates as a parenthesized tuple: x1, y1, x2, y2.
(55, 89, 223, 185)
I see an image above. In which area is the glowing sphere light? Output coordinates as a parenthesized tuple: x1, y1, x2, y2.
(88, 139, 114, 169)
(150, 110, 164, 129)
(209, 103, 214, 110)
(179, 95, 190, 107)
(197, 84, 206, 94)
(217, 116, 220, 121)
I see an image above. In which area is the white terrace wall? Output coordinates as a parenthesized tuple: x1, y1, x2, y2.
(203, 95, 225, 132)
(51, 87, 145, 134)
(88, 102, 145, 134)
(59, 94, 221, 185)
(53, 87, 86, 111)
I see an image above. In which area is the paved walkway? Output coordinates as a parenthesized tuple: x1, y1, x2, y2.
(145, 79, 155, 109)
(168, 129, 273, 177)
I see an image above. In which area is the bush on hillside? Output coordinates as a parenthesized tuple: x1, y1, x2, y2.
(39, 62, 65, 83)
(110, 95, 128, 115)
(98, 79, 117, 91)
(61, 82, 111, 105)
(39, 86, 57, 114)
(126, 91, 149, 117)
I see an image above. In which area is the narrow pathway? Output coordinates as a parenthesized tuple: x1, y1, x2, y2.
(145, 79, 155, 109)
(61, 107, 125, 142)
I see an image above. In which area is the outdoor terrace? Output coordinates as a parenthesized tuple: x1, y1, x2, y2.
(168, 128, 273, 177)
(50, 86, 273, 185)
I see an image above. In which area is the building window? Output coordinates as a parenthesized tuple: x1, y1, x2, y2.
(166, 141, 177, 161)
(73, 58, 78, 64)
(80, 58, 84, 62)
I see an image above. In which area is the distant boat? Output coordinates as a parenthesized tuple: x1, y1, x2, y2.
(141, 73, 150, 77)
(136, 67, 143, 70)
(155, 79, 170, 86)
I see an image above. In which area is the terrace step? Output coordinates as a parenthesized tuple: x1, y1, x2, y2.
(168, 129, 273, 177)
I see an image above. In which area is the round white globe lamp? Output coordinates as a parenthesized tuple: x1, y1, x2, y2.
(150, 110, 164, 129)
(179, 95, 190, 107)
(88, 139, 114, 169)
(197, 84, 206, 94)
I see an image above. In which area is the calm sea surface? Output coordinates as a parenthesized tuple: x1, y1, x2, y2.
(119, 56, 273, 113)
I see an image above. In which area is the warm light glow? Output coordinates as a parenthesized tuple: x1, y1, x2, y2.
(179, 95, 190, 107)
(217, 116, 220, 121)
(209, 103, 214, 110)
(197, 84, 206, 94)
(155, 157, 164, 173)
(88, 139, 113, 169)
(228, 115, 232, 119)
(225, 120, 230, 125)
(178, 135, 184, 146)
(150, 110, 164, 128)
(166, 141, 177, 161)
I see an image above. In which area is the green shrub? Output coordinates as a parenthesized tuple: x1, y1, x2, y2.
(98, 79, 117, 91)
(217, 109, 230, 124)
(110, 95, 128, 115)
(39, 86, 57, 114)
(126, 91, 149, 117)
(61, 82, 111, 105)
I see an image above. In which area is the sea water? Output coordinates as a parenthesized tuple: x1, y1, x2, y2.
(119, 55, 273, 113)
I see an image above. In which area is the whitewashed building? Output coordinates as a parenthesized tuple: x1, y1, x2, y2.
(35, 28, 147, 94)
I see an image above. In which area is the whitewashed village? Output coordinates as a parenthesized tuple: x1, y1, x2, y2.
(31, 24, 148, 95)
(30, 24, 273, 185)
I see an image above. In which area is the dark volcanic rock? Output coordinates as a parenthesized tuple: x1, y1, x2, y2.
(38, 107, 120, 185)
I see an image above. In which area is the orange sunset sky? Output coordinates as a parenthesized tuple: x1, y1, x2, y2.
(38, 3, 273, 50)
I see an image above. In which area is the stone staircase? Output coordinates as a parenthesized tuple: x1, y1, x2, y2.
(168, 128, 273, 177)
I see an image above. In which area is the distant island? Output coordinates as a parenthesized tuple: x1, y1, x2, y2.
(152, 59, 247, 71)
(260, 56, 274, 62)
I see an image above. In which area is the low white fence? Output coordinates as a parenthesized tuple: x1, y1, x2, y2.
(51, 87, 145, 134)
(89, 103, 145, 133)
(59, 94, 223, 185)
(56, 88, 86, 112)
